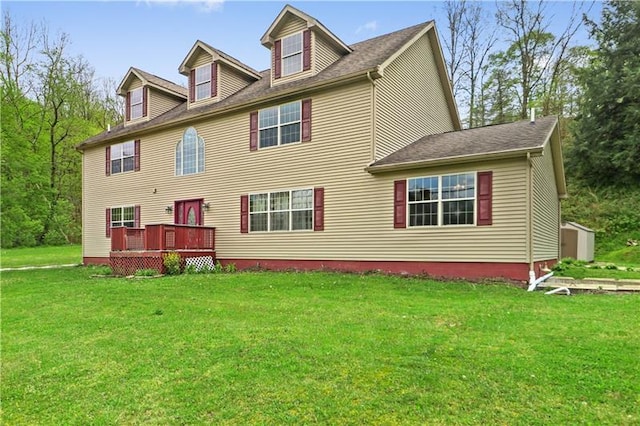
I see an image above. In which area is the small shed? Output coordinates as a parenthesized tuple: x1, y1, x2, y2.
(561, 222, 595, 262)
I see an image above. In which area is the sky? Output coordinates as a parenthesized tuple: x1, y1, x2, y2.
(4, 1, 601, 90)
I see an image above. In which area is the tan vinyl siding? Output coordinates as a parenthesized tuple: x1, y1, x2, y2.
(83, 78, 529, 264)
(219, 64, 254, 100)
(272, 15, 307, 39)
(192, 51, 213, 68)
(532, 147, 560, 261)
(375, 33, 455, 160)
(149, 89, 183, 120)
(314, 32, 342, 73)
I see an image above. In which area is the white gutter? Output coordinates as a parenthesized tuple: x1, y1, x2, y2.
(527, 151, 535, 279)
(367, 70, 378, 163)
(365, 146, 544, 174)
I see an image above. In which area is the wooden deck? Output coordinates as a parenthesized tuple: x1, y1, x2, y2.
(109, 224, 216, 275)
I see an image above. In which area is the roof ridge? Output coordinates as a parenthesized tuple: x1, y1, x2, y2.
(349, 20, 432, 49)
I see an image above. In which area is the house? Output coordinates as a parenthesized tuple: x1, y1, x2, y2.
(77, 4, 567, 282)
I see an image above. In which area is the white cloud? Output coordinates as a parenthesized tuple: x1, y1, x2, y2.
(140, 0, 224, 13)
(356, 20, 378, 34)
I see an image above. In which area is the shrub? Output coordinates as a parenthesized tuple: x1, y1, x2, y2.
(224, 263, 237, 273)
(184, 264, 198, 274)
(163, 252, 181, 275)
(135, 268, 159, 277)
(92, 265, 112, 276)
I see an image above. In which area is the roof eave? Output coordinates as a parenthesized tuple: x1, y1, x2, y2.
(365, 146, 544, 174)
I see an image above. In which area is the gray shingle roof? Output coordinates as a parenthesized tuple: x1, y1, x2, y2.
(132, 67, 187, 98)
(368, 116, 558, 171)
(77, 21, 431, 149)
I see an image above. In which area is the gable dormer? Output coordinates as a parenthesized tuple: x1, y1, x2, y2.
(261, 4, 352, 87)
(179, 41, 261, 109)
(117, 67, 187, 127)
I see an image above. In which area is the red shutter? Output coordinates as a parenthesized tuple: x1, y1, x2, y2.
(303, 30, 311, 71)
(274, 39, 282, 79)
(240, 195, 249, 233)
(125, 91, 131, 121)
(106, 208, 111, 237)
(134, 139, 140, 172)
(249, 111, 258, 151)
(134, 205, 141, 228)
(142, 87, 148, 117)
(189, 69, 195, 103)
(477, 171, 493, 226)
(105, 146, 111, 176)
(394, 180, 407, 229)
(301, 99, 312, 142)
(211, 63, 217, 98)
(314, 187, 324, 231)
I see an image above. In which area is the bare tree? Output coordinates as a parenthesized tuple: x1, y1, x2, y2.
(442, 0, 468, 101)
(496, 0, 584, 119)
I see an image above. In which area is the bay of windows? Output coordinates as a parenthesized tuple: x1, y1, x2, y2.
(259, 101, 301, 148)
(176, 127, 205, 175)
(282, 32, 303, 76)
(110, 141, 135, 174)
(130, 87, 143, 120)
(409, 172, 476, 226)
(250, 189, 313, 232)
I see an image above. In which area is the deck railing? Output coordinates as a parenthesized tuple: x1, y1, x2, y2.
(111, 224, 215, 251)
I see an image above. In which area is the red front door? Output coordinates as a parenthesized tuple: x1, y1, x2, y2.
(175, 199, 203, 226)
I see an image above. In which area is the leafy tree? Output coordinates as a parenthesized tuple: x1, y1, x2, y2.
(569, 0, 640, 187)
(1, 11, 119, 247)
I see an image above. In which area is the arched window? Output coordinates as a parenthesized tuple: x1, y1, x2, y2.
(176, 127, 204, 175)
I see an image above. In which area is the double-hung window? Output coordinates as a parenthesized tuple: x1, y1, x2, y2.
(110, 206, 136, 228)
(281, 32, 303, 76)
(130, 87, 143, 120)
(409, 172, 476, 226)
(195, 65, 211, 101)
(249, 189, 313, 232)
(176, 127, 205, 175)
(110, 141, 135, 174)
(259, 101, 301, 148)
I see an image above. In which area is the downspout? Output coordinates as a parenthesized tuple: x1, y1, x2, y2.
(527, 152, 535, 284)
(367, 71, 377, 163)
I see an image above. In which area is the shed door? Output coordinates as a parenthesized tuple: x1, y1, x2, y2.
(561, 228, 578, 259)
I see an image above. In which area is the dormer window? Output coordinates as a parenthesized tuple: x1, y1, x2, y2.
(195, 65, 212, 101)
(282, 32, 303, 76)
(130, 88, 143, 120)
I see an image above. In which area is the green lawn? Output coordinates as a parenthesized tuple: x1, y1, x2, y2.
(2, 268, 639, 424)
(0, 244, 81, 269)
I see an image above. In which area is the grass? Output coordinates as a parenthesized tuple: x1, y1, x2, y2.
(598, 245, 640, 267)
(554, 265, 640, 280)
(0, 244, 81, 269)
(2, 268, 639, 425)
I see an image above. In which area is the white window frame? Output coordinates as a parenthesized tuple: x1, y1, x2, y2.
(110, 205, 136, 229)
(194, 64, 211, 101)
(408, 172, 477, 227)
(258, 101, 301, 149)
(175, 127, 205, 176)
(110, 140, 135, 175)
(130, 87, 143, 120)
(249, 188, 313, 232)
(281, 32, 303, 76)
